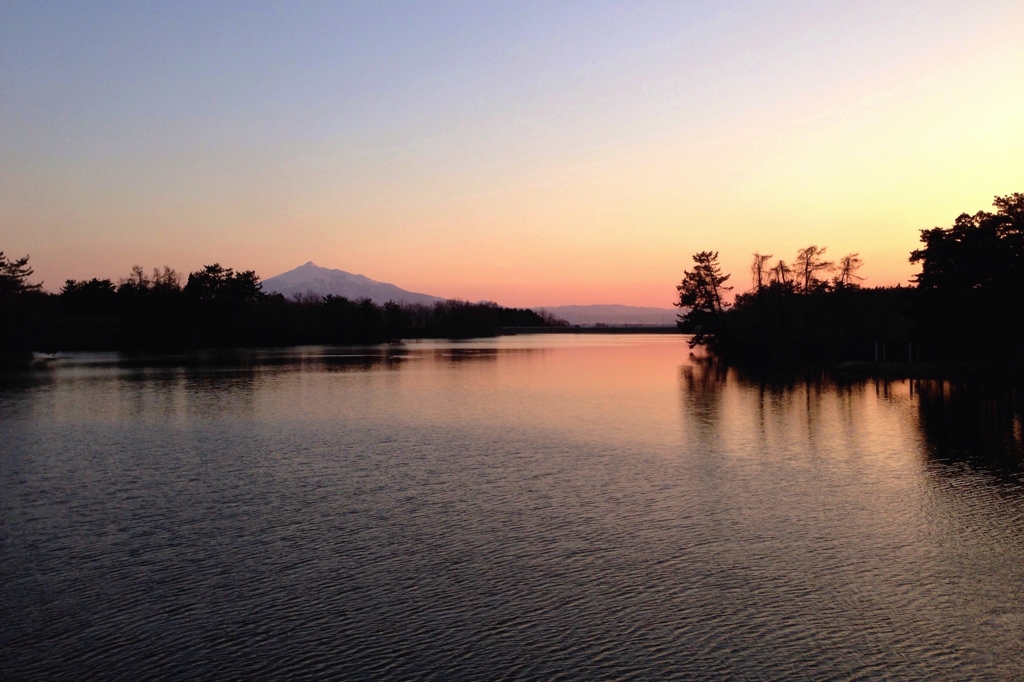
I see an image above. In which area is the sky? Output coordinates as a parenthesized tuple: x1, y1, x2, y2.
(1, 1, 1022, 307)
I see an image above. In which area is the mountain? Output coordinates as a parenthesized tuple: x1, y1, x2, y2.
(262, 262, 445, 306)
(536, 304, 678, 326)
(263, 263, 677, 325)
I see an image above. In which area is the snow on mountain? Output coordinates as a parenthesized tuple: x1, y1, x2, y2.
(262, 262, 444, 306)
(263, 263, 678, 325)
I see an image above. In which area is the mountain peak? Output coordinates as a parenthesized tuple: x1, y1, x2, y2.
(263, 263, 444, 306)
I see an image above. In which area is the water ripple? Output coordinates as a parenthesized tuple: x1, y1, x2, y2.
(3, 339, 1023, 679)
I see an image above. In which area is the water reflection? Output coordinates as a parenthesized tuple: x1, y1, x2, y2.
(25, 345, 411, 372)
(428, 347, 502, 363)
(3, 336, 1023, 679)
(916, 380, 1024, 476)
(680, 360, 1023, 483)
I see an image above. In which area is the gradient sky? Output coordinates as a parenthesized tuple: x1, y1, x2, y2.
(2, 1, 1022, 307)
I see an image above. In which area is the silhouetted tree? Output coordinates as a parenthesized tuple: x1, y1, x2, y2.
(0, 252, 42, 296)
(832, 253, 864, 289)
(909, 191, 1024, 357)
(910, 193, 1024, 292)
(794, 245, 833, 293)
(676, 251, 732, 349)
(61, 278, 117, 312)
(667, 191, 1022, 371)
(181, 264, 265, 347)
(1, 252, 45, 364)
(750, 253, 773, 292)
(57, 279, 119, 349)
(383, 300, 404, 340)
(699, 244, 922, 370)
(151, 266, 181, 292)
(118, 265, 151, 296)
(109, 264, 185, 349)
(770, 259, 793, 287)
(185, 264, 261, 304)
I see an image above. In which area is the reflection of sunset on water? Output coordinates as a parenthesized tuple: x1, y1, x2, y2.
(3, 335, 1023, 678)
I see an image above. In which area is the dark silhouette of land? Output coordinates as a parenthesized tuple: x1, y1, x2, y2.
(4, 191, 1021, 374)
(0, 259, 567, 366)
(676, 192, 1024, 377)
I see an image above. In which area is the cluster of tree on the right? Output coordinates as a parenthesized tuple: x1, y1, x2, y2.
(677, 192, 1024, 371)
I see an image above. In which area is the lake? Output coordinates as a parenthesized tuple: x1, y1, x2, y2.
(2, 334, 1022, 679)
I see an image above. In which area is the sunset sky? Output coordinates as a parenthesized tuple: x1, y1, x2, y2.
(2, 1, 1022, 307)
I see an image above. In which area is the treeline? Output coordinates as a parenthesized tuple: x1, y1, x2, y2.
(677, 191, 1024, 370)
(0, 260, 566, 363)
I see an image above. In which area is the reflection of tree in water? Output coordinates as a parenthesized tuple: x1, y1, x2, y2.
(105, 347, 406, 372)
(684, 360, 867, 446)
(108, 348, 408, 418)
(678, 359, 1024, 501)
(428, 347, 546, 364)
(678, 359, 728, 437)
(679, 358, 728, 398)
(312, 352, 405, 373)
(915, 381, 1024, 477)
(180, 367, 260, 419)
(432, 348, 501, 364)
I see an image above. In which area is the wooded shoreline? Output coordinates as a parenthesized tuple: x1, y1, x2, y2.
(674, 192, 1023, 378)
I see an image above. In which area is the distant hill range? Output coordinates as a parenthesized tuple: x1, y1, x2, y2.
(263, 262, 678, 325)
(262, 262, 444, 306)
(535, 304, 678, 326)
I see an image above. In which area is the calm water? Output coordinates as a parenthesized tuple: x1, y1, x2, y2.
(2, 335, 1023, 680)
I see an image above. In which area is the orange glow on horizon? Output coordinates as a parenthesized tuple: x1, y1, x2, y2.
(2, 3, 1020, 307)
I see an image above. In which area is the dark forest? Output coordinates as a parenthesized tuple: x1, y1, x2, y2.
(676, 192, 1023, 373)
(0, 259, 566, 365)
